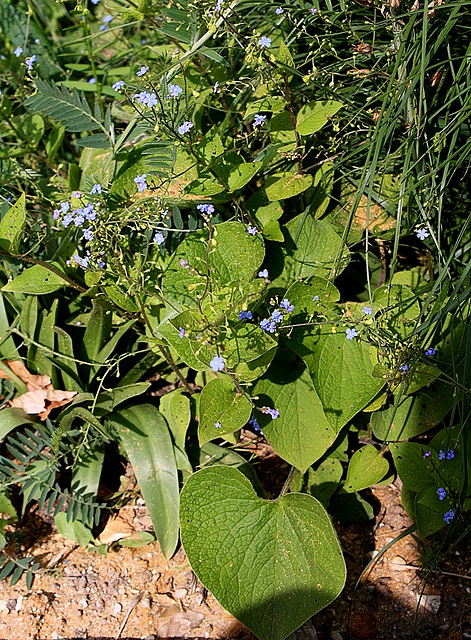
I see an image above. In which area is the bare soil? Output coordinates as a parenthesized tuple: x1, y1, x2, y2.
(0, 442, 470, 640)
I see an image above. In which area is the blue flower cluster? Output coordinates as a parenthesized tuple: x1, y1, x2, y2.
(439, 448, 454, 461)
(238, 310, 253, 320)
(133, 91, 157, 108)
(210, 355, 225, 372)
(196, 203, 215, 222)
(261, 406, 280, 419)
(53, 186, 104, 270)
(443, 508, 456, 524)
(260, 298, 294, 333)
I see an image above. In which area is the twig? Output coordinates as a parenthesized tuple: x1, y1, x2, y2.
(115, 592, 144, 640)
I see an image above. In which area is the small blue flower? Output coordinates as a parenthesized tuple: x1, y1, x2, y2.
(423, 450, 431, 460)
(253, 114, 266, 127)
(262, 407, 280, 419)
(145, 92, 158, 108)
(153, 231, 165, 245)
(258, 269, 269, 278)
(260, 318, 276, 333)
(239, 310, 253, 320)
(88, 77, 96, 84)
(60, 201, 70, 213)
(82, 227, 94, 241)
(102, 14, 113, 23)
(97, 258, 105, 268)
(210, 355, 225, 372)
(258, 36, 272, 48)
(247, 226, 258, 235)
(363, 306, 373, 315)
(213, 81, 220, 93)
(179, 327, 185, 339)
(13, 47, 23, 57)
(112, 80, 125, 92)
(74, 213, 85, 226)
(196, 203, 215, 215)
(312, 295, 319, 301)
(178, 121, 193, 135)
(73, 254, 90, 269)
(275, 7, 284, 14)
(215, 0, 223, 10)
(91, 0, 100, 4)
(346, 328, 358, 340)
(446, 449, 455, 460)
(399, 364, 408, 374)
(416, 228, 429, 240)
(214, 422, 222, 428)
(134, 174, 147, 192)
(437, 487, 446, 501)
(425, 347, 436, 357)
(168, 84, 183, 98)
(62, 213, 74, 227)
(443, 508, 456, 524)
(136, 65, 149, 77)
(90, 183, 102, 195)
(71, 192, 82, 199)
(25, 55, 36, 70)
(310, 7, 318, 14)
(53, 209, 60, 220)
(280, 298, 294, 313)
(438, 450, 445, 461)
(271, 309, 283, 324)
(248, 415, 262, 433)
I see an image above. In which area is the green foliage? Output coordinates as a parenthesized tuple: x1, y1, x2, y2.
(180, 467, 346, 640)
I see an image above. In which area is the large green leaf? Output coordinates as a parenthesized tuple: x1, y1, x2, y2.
(161, 221, 265, 309)
(180, 466, 346, 640)
(2, 264, 66, 295)
(265, 173, 313, 202)
(296, 101, 343, 136)
(108, 404, 179, 558)
(0, 408, 38, 441)
(267, 215, 350, 290)
(252, 350, 336, 472)
(0, 193, 26, 254)
(371, 382, 454, 441)
(344, 445, 389, 493)
(288, 326, 383, 433)
(198, 378, 252, 445)
(159, 388, 191, 451)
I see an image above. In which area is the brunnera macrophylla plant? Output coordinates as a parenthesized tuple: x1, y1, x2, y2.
(1, 0, 471, 637)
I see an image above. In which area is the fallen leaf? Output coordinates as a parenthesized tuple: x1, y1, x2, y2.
(98, 515, 134, 544)
(10, 389, 77, 420)
(0, 360, 51, 390)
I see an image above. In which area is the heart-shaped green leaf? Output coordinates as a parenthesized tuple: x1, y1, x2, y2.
(198, 378, 252, 445)
(180, 466, 346, 640)
(252, 350, 336, 472)
(344, 445, 389, 493)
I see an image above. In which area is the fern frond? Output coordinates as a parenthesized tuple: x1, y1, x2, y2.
(24, 79, 108, 136)
(141, 139, 177, 176)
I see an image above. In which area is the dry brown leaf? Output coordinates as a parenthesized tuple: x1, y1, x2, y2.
(0, 360, 51, 390)
(10, 389, 76, 420)
(98, 516, 134, 545)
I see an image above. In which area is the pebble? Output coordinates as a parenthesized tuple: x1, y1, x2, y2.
(113, 602, 122, 616)
(0, 601, 7, 612)
(173, 588, 188, 599)
(418, 594, 441, 613)
(15, 596, 23, 612)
